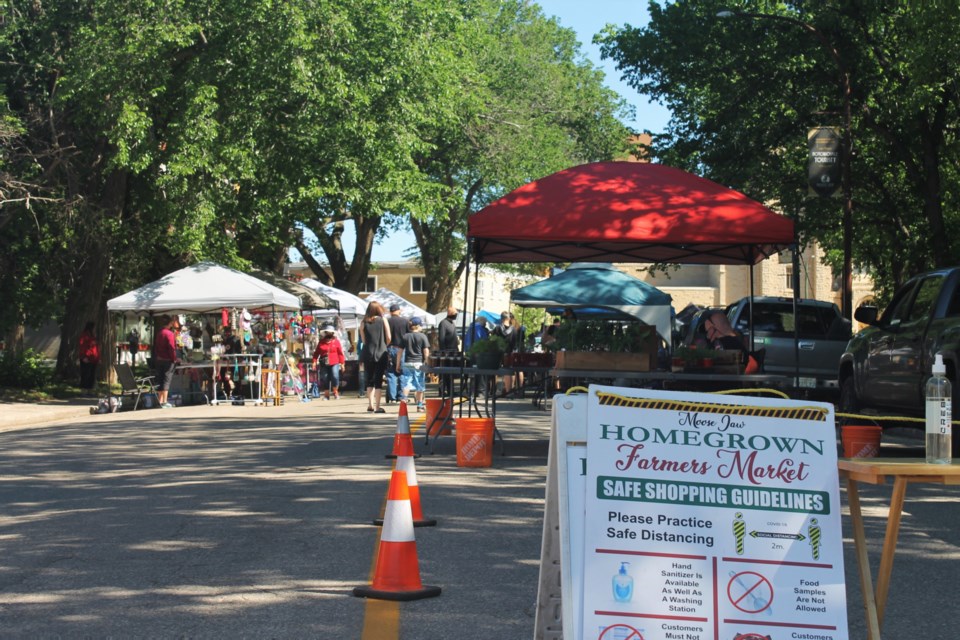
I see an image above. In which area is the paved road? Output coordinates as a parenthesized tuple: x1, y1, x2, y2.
(0, 393, 958, 639)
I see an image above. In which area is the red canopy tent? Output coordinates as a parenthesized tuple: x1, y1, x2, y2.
(468, 162, 794, 265)
(464, 161, 801, 369)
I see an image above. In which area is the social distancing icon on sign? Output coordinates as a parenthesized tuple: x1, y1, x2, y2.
(598, 623, 644, 640)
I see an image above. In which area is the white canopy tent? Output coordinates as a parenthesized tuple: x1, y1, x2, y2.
(107, 262, 301, 314)
(298, 279, 369, 329)
(364, 288, 436, 327)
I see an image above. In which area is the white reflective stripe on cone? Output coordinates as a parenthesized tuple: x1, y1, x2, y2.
(380, 500, 415, 543)
(396, 457, 418, 487)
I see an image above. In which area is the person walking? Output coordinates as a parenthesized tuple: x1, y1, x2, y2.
(401, 317, 431, 411)
(359, 301, 391, 413)
(78, 321, 100, 393)
(385, 303, 409, 404)
(313, 324, 346, 400)
(154, 315, 179, 408)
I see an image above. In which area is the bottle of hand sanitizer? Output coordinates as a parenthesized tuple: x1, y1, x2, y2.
(613, 562, 633, 603)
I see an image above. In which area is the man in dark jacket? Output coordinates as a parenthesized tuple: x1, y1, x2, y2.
(437, 307, 460, 397)
(438, 307, 460, 352)
(385, 304, 409, 403)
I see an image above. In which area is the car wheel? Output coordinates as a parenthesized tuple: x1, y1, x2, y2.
(839, 376, 860, 414)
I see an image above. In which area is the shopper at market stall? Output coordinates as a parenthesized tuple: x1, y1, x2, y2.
(463, 316, 489, 349)
(436, 307, 460, 397)
(359, 301, 391, 413)
(493, 311, 522, 397)
(313, 324, 346, 400)
(385, 303, 409, 404)
(400, 317, 431, 412)
(154, 315, 179, 408)
(703, 310, 748, 354)
(127, 328, 140, 366)
(78, 321, 100, 393)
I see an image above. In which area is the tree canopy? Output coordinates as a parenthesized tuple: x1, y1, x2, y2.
(598, 1, 960, 300)
(1, 0, 629, 379)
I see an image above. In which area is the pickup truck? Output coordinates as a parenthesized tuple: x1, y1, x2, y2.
(683, 296, 851, 393)
(839, 267, 960, 417)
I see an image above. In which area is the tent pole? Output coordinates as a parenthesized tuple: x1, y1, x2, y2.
(458, 238, 475, 418)
(792, 241, 801, 392)
(749, 263, 755, 352)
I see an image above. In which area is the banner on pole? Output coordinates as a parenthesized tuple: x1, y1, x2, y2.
(808, 127, 842, 198)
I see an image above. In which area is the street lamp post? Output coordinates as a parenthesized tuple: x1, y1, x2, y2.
(718, 10, 853, 319)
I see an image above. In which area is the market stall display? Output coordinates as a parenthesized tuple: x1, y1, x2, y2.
(106, 262, 302, 407)
(510, 262, 674, 347)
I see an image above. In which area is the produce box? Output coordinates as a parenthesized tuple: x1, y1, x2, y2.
(554, 350, 654, 372)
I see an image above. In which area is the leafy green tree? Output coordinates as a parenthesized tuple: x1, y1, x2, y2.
(1, 0, 349, 376)
(408, 0, 633, 312)
(598, 1, 960, 299)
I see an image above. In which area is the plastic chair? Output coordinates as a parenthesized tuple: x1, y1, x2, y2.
(114, 363, 157, 410)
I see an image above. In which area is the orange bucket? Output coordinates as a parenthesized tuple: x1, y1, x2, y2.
(425, 398, 454, 436)
(841, 425, 882, 458)
(455, 417, 494, 467)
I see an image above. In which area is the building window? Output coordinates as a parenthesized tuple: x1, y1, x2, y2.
(411, 275, 427, 294)
(362, 276, 377, 293)
(784, 266, 794, 290)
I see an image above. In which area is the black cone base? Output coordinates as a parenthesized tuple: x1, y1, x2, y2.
(353, 584, 441, 601)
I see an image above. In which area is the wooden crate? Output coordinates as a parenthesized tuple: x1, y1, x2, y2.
(554, 350, 654, 372)
(710, 351, 743, 374)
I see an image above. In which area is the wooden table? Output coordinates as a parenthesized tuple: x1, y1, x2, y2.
(838, 458, 960, 640)
(549, 368, 792, 392)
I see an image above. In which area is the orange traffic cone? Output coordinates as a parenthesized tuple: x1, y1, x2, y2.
(354, 470, 441, 601)
(386, 402, 420, 459)
(375, 435, 436, 527)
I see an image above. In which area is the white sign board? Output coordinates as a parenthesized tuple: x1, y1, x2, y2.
(578, 385, 847, 640)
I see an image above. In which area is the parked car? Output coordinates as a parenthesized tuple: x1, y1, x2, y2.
(839, 267, 960, 419)
(683, 296, 851, 393)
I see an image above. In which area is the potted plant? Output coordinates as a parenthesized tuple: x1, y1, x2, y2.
(671, 345, 723, 371)
(467, 335, 508, 370)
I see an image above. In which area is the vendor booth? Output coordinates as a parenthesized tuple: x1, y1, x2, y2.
(107, 262, 302, 406)
(469, 161, 794, 264)
(510, 262, 674, 348)
(458, 161, 797, 395)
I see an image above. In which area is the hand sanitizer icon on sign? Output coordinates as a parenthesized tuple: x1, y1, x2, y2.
(613, 562, 633, 603)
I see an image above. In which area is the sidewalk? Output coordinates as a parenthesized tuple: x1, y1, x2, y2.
(0, 388, 452, 432)
(1, 396, 96, 431)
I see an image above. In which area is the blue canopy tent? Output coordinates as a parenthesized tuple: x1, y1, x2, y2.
(510, 263, 674, 347)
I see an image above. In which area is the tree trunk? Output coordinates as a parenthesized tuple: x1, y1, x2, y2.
(300, 214, 381, 294)
(55, 169, 128, 384)
(4, 324, 25, 356)
(412, 213, 466, 313)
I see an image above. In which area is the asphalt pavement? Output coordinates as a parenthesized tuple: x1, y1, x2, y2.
(0, 390, 957, 639)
